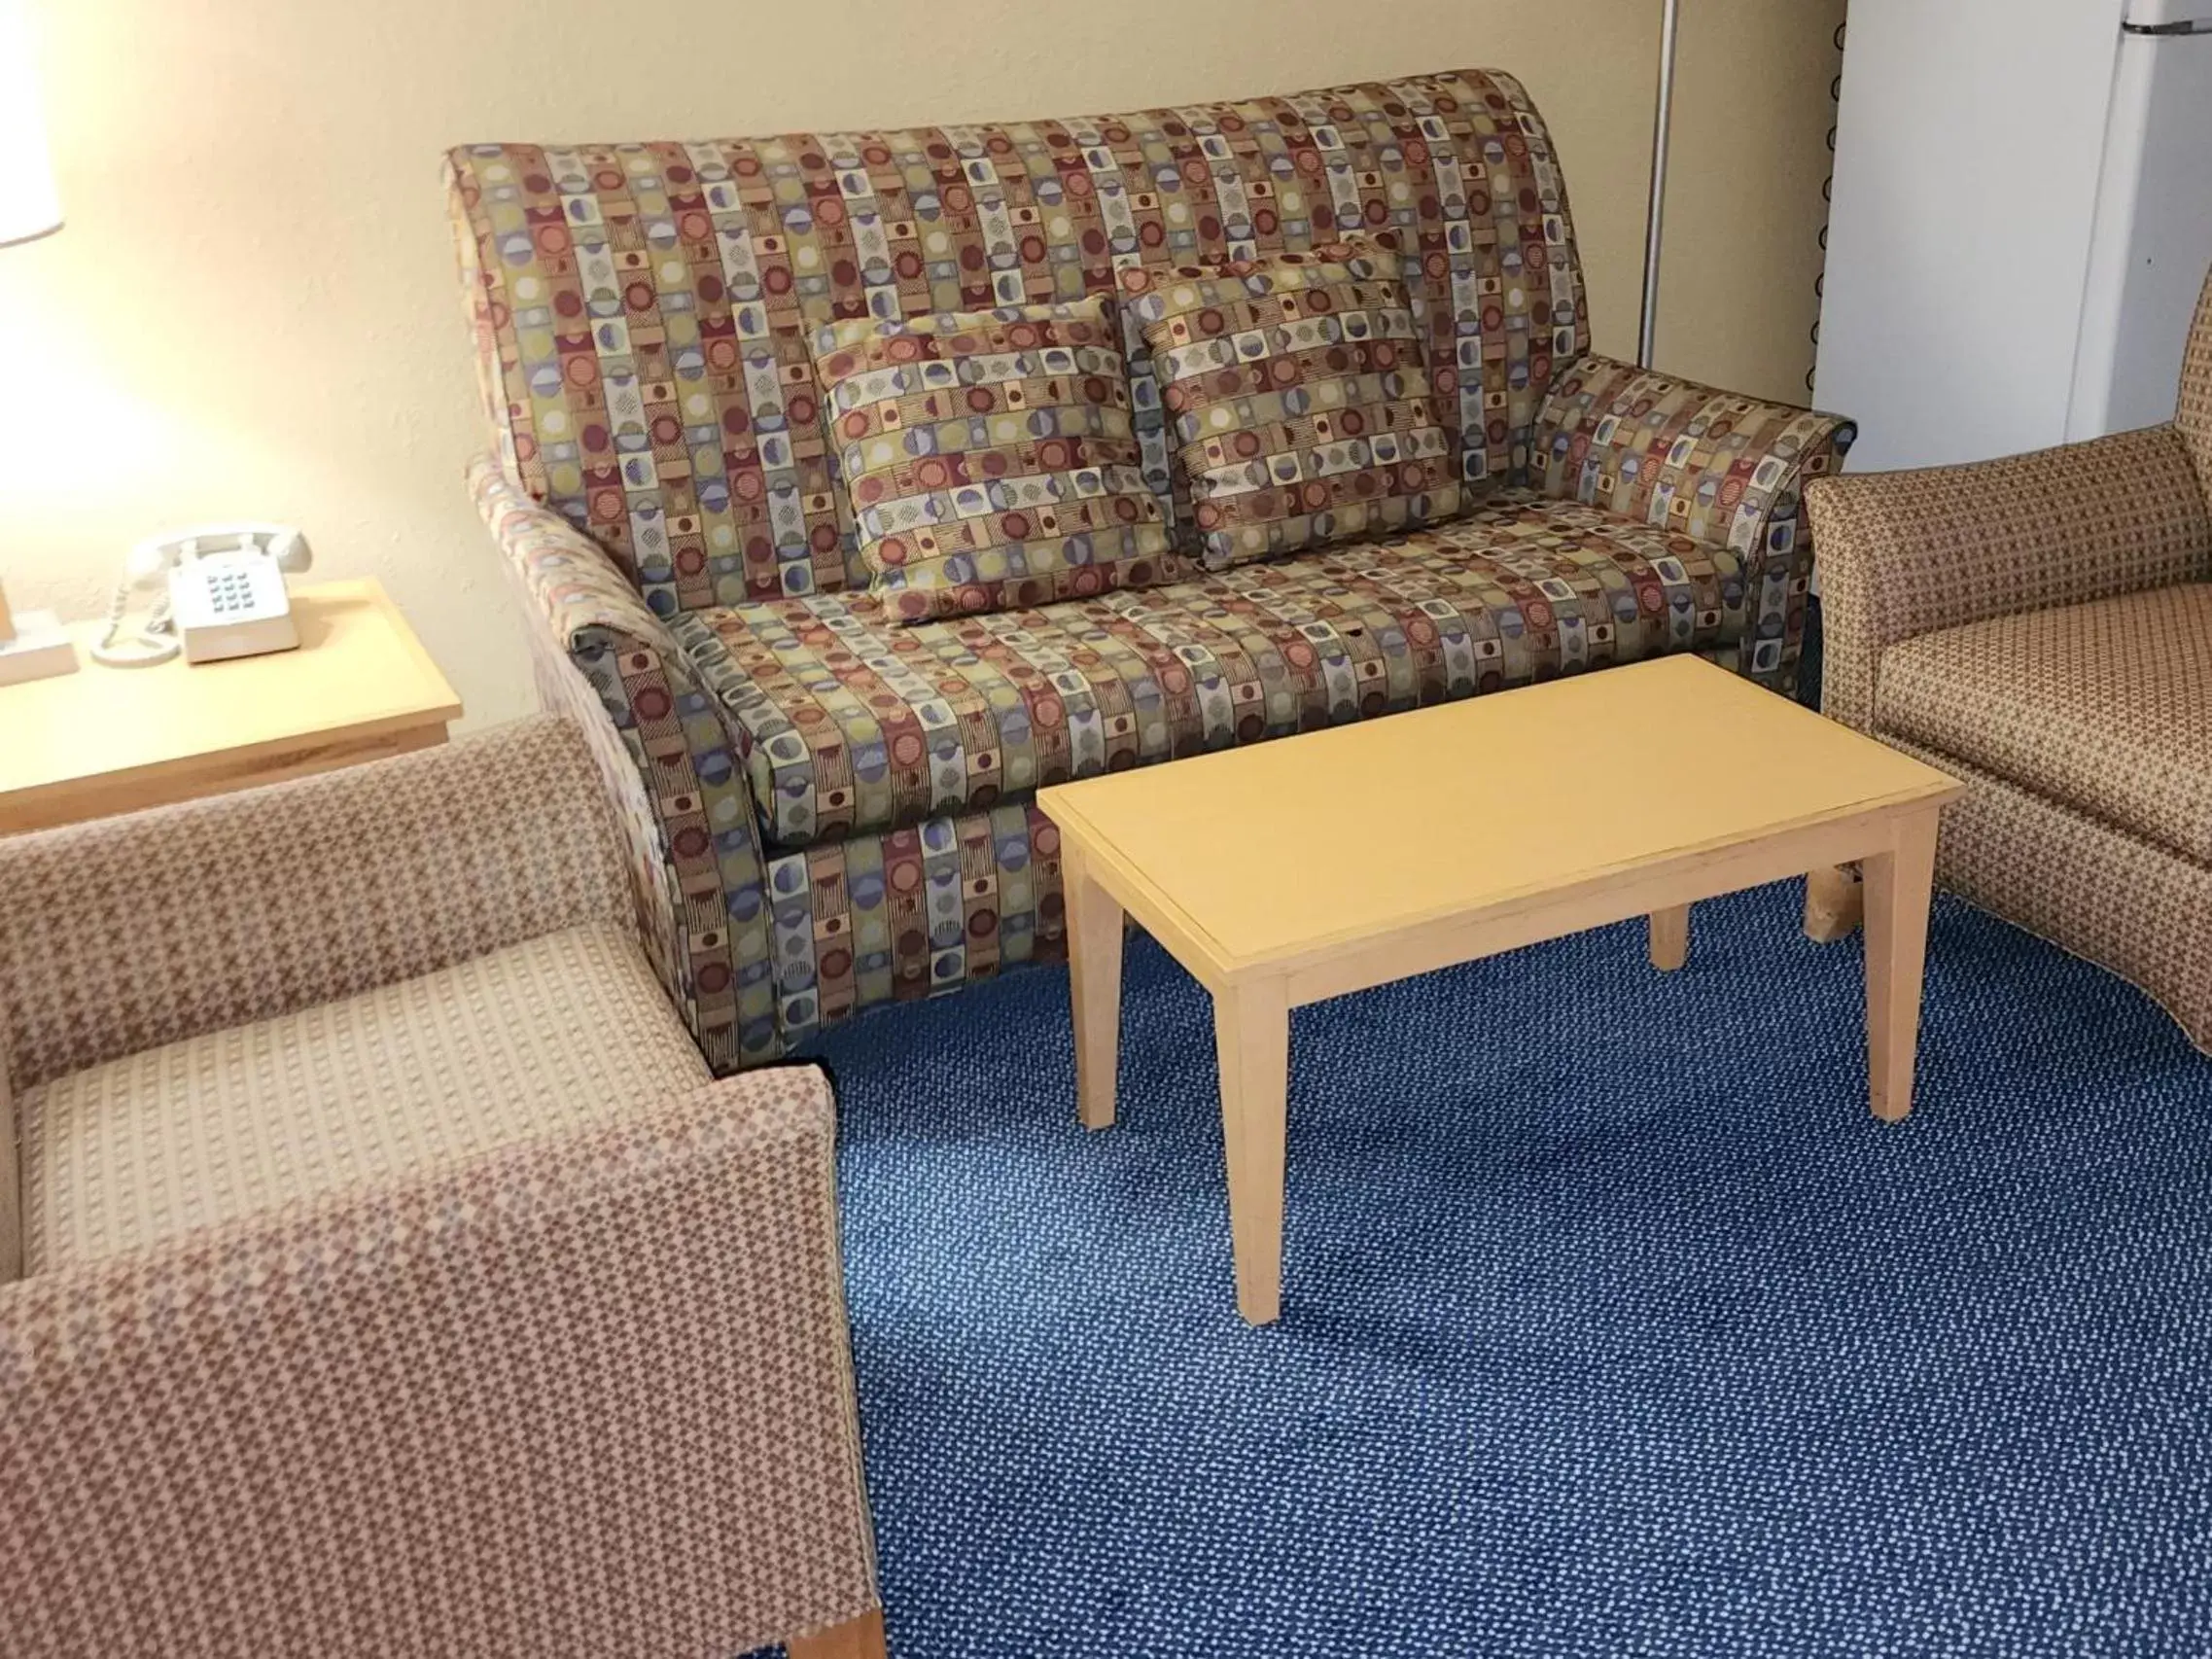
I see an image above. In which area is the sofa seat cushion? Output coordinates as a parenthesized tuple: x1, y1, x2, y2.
(685, 490, 1752, 850)
(1876, 582, 2212, 865)
(19, 924, 711, 1273)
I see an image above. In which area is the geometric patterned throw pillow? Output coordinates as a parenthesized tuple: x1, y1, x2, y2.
(809, 296, 1184, 622)
(1125, 240, 1463, 570)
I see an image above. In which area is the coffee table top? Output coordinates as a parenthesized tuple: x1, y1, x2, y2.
(1038, 654, 1959, 982)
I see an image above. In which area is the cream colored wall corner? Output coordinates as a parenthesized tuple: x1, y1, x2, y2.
(1659, 0, 1849, 407)
(0, 0, 1838, 731)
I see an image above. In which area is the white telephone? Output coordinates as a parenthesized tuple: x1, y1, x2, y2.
(93, 524, 313, 668)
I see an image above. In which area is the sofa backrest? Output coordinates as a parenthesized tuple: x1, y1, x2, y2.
(446, 68, 1591, 618)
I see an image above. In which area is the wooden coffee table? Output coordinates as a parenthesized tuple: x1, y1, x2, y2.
(1037, 655, 1962, 1326)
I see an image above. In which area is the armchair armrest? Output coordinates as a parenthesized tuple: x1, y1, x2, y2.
(1805, 424, 2212, 730)
(1533, 354, 1857, 689)
(0, 1066, 880, 1657)
(470, 458, 779, 1073)
(0, 714, 628, 1092)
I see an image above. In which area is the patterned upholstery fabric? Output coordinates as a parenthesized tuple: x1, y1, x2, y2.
(688, 491, 1755, 849)
(1127, 242, 1459, 567)
(0, 712, 631, 1091)
(478, 466, 1070, 1057)
(473, 461, 777, 1071)
(1533, 354, 1855, 684)
(1877, 585, 2212, 866)
(1811, 277, 2212, 1058)
(754, 802, 1068, 1043)
(1, 1068, 884, 1658)
(452, 66, 1852, 1074)
(1806, 424, 2212, 733)
(444, 69, 1589, 611)
(1884, 732, 2212, 1055)
(0, 723, 883, 1653)
(810, 296, 1179, 619)
(20, 924, 708, 1271)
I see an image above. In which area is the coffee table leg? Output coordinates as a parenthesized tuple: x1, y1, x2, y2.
(1648, 904, 1690, 971)
(1065, 843, 1123, 1131)
(1215, 977, 1290, 1326)
(1862, 807, 1941, 1123)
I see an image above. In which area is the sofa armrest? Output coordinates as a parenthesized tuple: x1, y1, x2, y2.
(0, 1066, 880, 1658)
(470, 458, 780, 1073)
(468, 453, 681, 657)
(0, 714, 628, 1093)
(1805, 424, 2212, 730)
(1533, 354, 1857, 690)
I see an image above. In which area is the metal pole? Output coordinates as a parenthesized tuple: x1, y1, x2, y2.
(1638, 0, 1682, 369)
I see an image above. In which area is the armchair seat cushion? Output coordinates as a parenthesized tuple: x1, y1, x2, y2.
(19, 924, 709, 1273)
(1876, 582, 2212, 865)
(688, 491, 1754, 850)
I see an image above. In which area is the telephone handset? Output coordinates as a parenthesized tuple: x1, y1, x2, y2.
(92, 524, 313, 668)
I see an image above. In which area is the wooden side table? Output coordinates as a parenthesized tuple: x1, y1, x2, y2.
(0, 580, 462, 835)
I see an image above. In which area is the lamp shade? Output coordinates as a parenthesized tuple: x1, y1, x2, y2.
(0, 0, 60, 248)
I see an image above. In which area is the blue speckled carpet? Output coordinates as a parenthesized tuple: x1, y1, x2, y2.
(804, 880, 2212, 1658)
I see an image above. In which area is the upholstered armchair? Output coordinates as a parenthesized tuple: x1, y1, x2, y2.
(1805, 269, 2212, 1053)
(0, 718, 885, 1658)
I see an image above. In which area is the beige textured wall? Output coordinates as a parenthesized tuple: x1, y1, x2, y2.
(1661, 0, 1847, 405)
(0, 0, 1840, 730)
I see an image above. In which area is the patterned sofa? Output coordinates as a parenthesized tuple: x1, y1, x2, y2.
(446, 68, 1856, 1074)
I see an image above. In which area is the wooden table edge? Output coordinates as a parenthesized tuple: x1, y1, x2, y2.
(1044, 791, 1244, 992)
(2, 695, 462, 819)
(1044, 775, 1962, 1006)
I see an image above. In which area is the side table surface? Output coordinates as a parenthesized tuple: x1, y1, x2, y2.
(0, 579, 461, 834)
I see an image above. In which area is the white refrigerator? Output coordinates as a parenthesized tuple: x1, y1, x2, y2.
(1813, 0, 2212, 472)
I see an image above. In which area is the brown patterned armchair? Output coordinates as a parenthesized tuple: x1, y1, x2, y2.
(1806, 268, 2212, 1053)
(0, 718, 884, 1658)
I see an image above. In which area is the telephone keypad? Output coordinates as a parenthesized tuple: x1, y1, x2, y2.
(206, 564, 258, 616)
